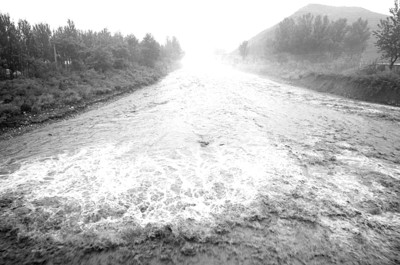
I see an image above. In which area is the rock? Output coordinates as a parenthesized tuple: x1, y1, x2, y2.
(198, 140, 209, 147)
(329, 156, 337, 162)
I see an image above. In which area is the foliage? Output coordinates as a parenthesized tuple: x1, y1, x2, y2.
(162, 36, 184, 61)
(239, 41, 249, 60)
(373, 0, 400, 69)
(0, 13, 184, 79)
(273, 13, 370, 60)
(344, 18, 370, 57)
(86, 46, 113, 72)
(0, 65, 165, 127)
(138, 33, 160, 67)
(0, 12, 184, 127)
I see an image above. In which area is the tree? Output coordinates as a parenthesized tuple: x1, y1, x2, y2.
(139, 33, 160, 67)
(162, 36, 184, 61)
(53, 20, 84, 69)
(110, 32, 130, 69)
(311, 15, 330, 52)
(239, 41, 248, 60)
(298, 14, 314, 53)
(0, 12, 182, 77)
(327, 18, 348, 56)
(272, 14, 369, 60)
(125, 34, 139, 62)
(86, 45, 113, 72)
(32, 23, 53, 62)
(344, 18, 370, 58)
(274, 18, 296, 53)
(0, 13, 20, 72)
(374, 0, 400, 69)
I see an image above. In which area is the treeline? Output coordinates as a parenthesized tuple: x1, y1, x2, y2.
(273, 13, 370, 58)
(0, 13, 184, 79)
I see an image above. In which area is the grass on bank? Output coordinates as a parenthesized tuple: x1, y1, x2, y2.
(0, 63, 174, 127)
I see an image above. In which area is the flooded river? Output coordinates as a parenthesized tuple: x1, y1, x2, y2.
(1, 62, 400, 264)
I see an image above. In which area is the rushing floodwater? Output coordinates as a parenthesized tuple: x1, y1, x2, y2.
(1, 62, 400, 245)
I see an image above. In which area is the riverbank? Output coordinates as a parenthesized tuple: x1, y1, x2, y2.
(235, 61, 400, 107)
(0, 63, 179, 140)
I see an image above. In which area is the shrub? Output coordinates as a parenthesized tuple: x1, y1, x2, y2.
(0, 103, 20, 115)
(113, 58, 129, 69)
(94, 87, 112, 95)
(14, 86, 27, 97)
(2, 93, 13, 103)
(31, 102, 44, 113)
(87, 46, 113, 73)
(0, 103, 20, 124)
(72, 60, 85, 71)
(75, 84, 93, 99)
(31, 59, 53, 79)
(358, 62, 381, 75)
(20, 103, 32, 113)
(47, 77, 59, 87)
(62, 89, 82, 105)
(12, 96, 25, 107)
(37, 94, 55, 109)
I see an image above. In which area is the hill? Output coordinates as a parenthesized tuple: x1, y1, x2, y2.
(246, 4, 388, 62)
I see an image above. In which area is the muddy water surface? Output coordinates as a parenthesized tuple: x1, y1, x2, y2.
(1, 63, 400, 264)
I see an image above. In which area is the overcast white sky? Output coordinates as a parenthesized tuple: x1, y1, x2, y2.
(0, 0, 394, 54)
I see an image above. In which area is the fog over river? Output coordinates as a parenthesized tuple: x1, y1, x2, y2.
(1, 62, 399, 264)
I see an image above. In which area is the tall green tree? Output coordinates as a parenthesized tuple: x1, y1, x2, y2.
(17, 20, 35, 61)
(139, 33, 160, 67)
(274, 18, 296, 53)
(0, 13, 19, 72)
(163, 36, 184, 61)
(53, 19, 83, 69)
(125, 34, 139, 62)
(344, 18, 370, 58)
(273, 13, 369, 60)
(373, 0, 400, 69)
(0, 12, 182, 78)
(110, 32, 129, 69)
(32, 23, 52, 62)
(239, 40, 248, 60)
(327, 18, 348, 55)
(294, 13, 314, 54)
(86, 45, 113, 72)
(311, 15, 330, 52)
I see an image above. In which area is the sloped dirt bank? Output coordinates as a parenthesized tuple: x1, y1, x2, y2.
(235, 62, 400, 107)
(295, 73, 400, 107)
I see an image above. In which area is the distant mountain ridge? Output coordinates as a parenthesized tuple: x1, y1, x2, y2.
(246, 4, 388, 61)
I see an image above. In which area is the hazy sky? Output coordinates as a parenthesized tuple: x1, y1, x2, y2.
(0, 0, 394, 54)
